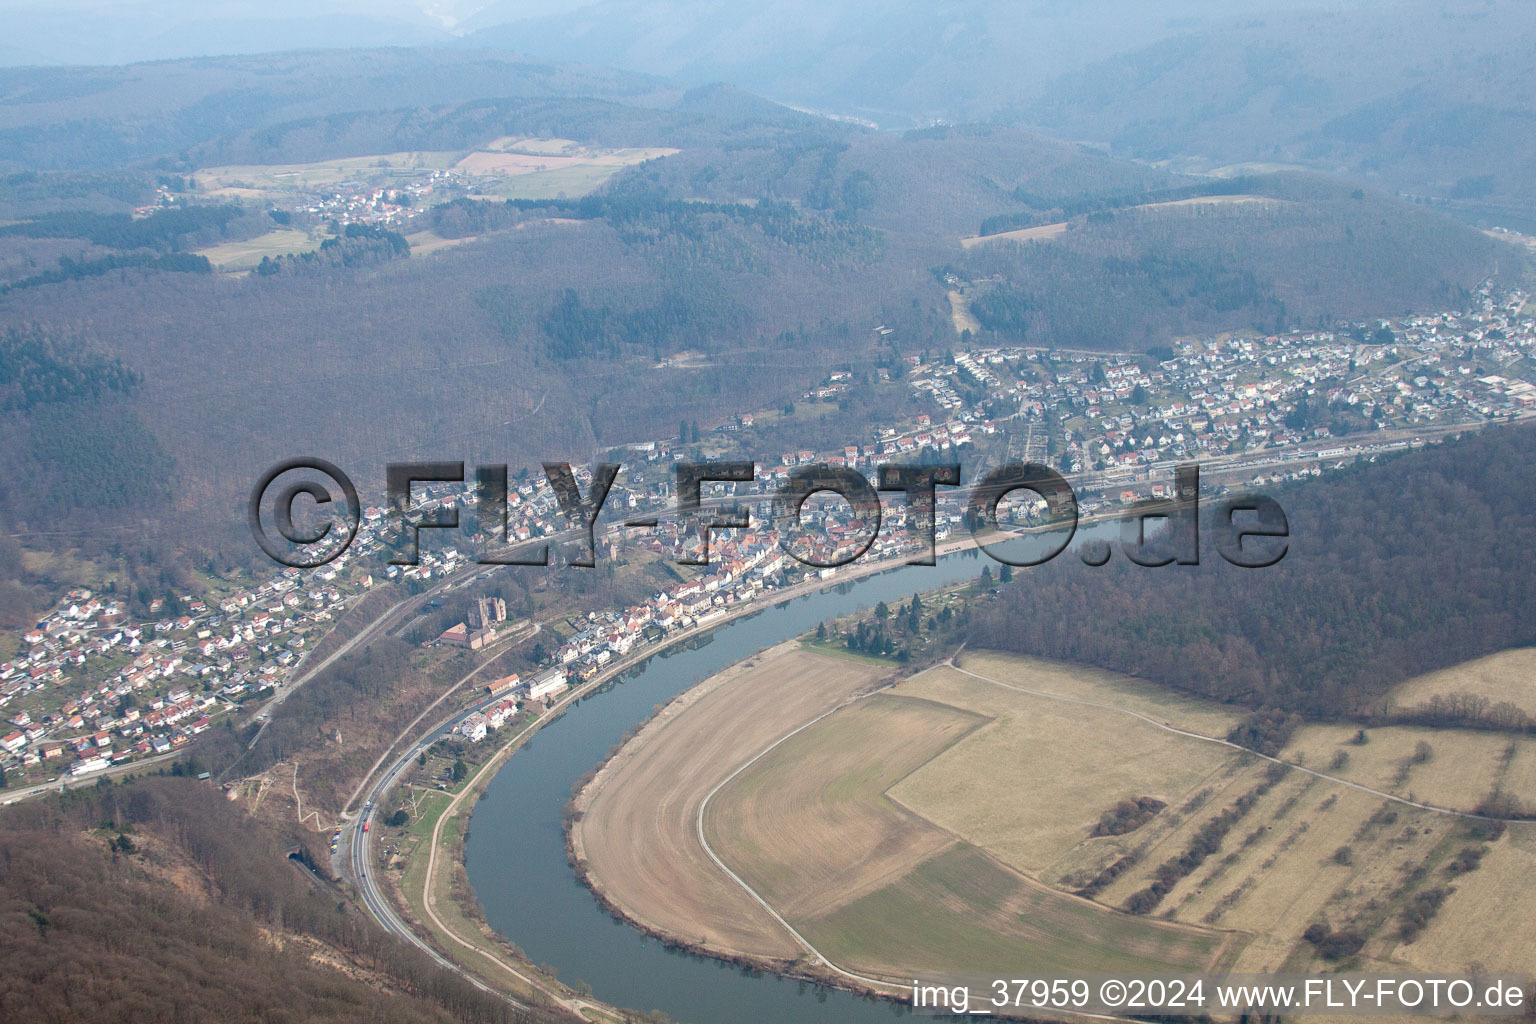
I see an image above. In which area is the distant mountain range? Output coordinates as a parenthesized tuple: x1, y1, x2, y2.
(5, 1, 1531, 223)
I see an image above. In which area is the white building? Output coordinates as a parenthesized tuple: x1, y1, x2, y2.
(457, 713, 488, 743)
(527, 669, 569, 702)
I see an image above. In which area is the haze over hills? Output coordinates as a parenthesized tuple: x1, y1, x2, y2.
(6, 1, 1531, 222)
(0, 0, 1342, 70)
(0, 48, 678, 173)
(460, 0, 1536, 219)
(1017, 0, 1536, 227)
(463, 0, 1382, 126)
(0, 0, 456, 66)
(0, 71, 1513, 557)
(3, 9, 1536, 1023)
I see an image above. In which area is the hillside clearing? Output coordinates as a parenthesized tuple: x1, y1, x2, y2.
(195, 228, 316, 270)
(961, 194, 1281, 247)
(946, 288, 982, 334)
(1389, 647, 1536, 719)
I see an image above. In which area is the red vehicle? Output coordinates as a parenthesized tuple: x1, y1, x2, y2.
(362, 821, 369, 833)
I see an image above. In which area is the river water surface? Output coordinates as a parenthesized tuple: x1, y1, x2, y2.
(465, 527, 1113, 1023)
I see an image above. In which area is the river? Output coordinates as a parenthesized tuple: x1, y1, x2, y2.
(465, 526, 1114, 1024)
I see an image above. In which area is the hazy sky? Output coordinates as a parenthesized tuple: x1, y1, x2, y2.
(0, 0, 1409, 70)
(0, 0, 597, 32)
(0, 0, 590, 18)
(0, 0, 600, 65)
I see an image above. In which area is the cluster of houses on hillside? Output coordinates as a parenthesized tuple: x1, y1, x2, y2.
(917, 283, 1532, 480)
(7, 286, 1529, 787)
(292, 171, 451, 227)
(2, 567, 362, 784)
(452, 667, 572, 743)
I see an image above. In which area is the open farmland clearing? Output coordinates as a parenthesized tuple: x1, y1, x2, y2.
(887, 663, 1243, 877)
(703, 693, 988, 921)
(192, 138, 677, 203)
(707, 687, 1238, 982)
(576, 646, 1536, 992)
(570, 645, 887, 960)
(961, 194, 1282, 247)
(194, 228, 317, 270)
(1390, 647, 1536, 719)
(1280, 724, 1536, 812)
(1398, 827, 1536, 974)
(797, 842, 1233, 981)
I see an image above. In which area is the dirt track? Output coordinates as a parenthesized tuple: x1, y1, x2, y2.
(571, 644, 889, 959)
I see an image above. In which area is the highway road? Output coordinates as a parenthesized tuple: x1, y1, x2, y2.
(346, 698, 539, 1013)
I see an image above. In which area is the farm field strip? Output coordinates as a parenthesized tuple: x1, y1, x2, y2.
(702, 693, 987, 921)
(572, 646, 888, 960)
(577, 645, 1536, 996)
(702, 686, 1238, 982)
(887, 665, 1242, 878)
(946, 656, 1519, 822)
(193, 140, 679, 200)
(693, 688, 923, 990)
(941, 655, 1536, 976)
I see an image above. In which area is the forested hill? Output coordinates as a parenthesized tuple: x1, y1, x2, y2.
(0, 104, 1518, 557)
(0, 48, 680, 172)
(1017, 0, 1536, 227)
(0, 776, 556, 1024)
(0, 54, 1522, 621)
(968, 422, 1536, 719)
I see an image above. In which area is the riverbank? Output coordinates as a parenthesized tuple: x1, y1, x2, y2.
(426, 521, 1144, 1023)
(392, 542, 999, 1015)
(564, 640, 913, 1002)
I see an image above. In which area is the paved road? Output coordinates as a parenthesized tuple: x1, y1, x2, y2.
(347, 707, 540, 1013)
(340, 621, 538, 816)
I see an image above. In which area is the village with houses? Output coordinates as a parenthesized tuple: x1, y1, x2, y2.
(3, 283, 1532, 788)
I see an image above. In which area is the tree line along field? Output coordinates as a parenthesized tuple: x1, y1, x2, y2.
(1389, 648, 1536, 721)
(574, 644, 1536, 997)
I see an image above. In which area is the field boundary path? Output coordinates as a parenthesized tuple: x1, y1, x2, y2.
(945, 653, 1515, 823)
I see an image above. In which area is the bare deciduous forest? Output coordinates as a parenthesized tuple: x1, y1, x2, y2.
(970, 423, 1536, 720)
